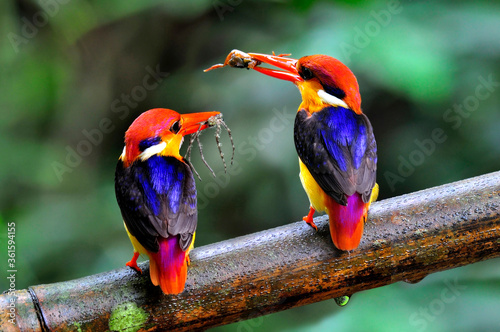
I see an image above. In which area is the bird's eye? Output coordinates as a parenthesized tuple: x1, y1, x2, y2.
(300, 66, 314, 80)
(170, 121, 181, 134)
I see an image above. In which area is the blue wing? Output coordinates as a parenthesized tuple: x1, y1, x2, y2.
(294, 106, 377, 205)
(115, 155, 197, 252)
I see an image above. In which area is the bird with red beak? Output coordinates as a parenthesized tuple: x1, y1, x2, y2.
(115, 108, 219, 294)
(207, 50, 378, 251)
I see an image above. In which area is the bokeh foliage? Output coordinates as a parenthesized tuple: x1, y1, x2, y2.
(1, 0, 499, 331)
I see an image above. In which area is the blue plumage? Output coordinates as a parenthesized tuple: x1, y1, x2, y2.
(115, 154, 197, 252)
(136, 170, 160, 215)
(315, 106, 369, 172)
(142, 156, 185, 216)
(294, 105, 377, 205)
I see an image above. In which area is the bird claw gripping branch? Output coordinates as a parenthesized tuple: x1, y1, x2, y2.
(184, 113, 235, 180)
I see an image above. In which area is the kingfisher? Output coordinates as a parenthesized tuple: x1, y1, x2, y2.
(209, 51, 378, 251)
(115, 108, 219, 294)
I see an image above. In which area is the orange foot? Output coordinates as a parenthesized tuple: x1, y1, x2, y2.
(126, 252, 142, 274)
(186, 254, 191, 266)
(302, 207, 317, 231)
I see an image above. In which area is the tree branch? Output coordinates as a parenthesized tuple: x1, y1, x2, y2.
(2, 171, 500, 331)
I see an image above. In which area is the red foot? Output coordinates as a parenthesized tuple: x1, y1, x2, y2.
(302, 207, 317, 231)
(126, 252, 142, 274)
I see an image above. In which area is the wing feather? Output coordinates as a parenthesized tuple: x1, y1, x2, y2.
(115, 156, 197, 252)
(294, 107, 377, 205)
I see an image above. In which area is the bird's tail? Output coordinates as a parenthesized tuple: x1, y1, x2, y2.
(148, 236, 188, 294)
(327, 184, 378, 251)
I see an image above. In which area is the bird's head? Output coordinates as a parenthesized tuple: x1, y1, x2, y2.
(120, 108, 219, 167)
(248, 53, 361, 114)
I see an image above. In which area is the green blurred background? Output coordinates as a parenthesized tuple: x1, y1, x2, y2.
(1, 0, 499, 331)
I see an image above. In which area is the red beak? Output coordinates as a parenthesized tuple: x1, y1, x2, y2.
(180, 111, 220, 136)
(247, 52, 303, 83)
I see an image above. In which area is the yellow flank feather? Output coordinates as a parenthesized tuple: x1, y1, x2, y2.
(299, 159, 379, 212)
(124, 222, 196, 256)
(124, 222, 148, 255)
(299, 159, 329, 214)
(368, 183, 379, 206)
(187, 232, 195, 253)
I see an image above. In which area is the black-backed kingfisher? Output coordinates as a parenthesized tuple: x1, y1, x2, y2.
(208, 51, 378, 251)
(115, 108, 219, 294)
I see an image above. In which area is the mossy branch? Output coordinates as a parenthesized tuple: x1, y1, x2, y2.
(1, 171, 500, 331)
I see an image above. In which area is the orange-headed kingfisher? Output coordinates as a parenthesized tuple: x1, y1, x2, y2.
(115, 108, 219, 294)
(207, 51, 378, 251)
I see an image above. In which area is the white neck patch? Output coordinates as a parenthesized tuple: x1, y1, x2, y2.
(139, 141, 167, 161)
(317, 89, 349, 109)
(120, 146, 126, 160)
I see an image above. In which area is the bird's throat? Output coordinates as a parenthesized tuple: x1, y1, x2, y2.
(297, 80, 331, 114)
(298, 92, 325, 114)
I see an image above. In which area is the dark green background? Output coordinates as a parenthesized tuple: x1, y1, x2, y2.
(1, 0, 499, 331)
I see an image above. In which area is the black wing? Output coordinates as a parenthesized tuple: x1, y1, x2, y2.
(294, 106, 377, 205)
(115, 155, 197, 252)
